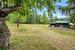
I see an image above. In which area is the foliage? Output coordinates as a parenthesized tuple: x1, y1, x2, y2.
(7, 12, 21, 23)
(1, 0, 59, 13)
(69, 14, 75, 24)
(60, 0, 75, 24)
(54, 16, 58, 21)
(1, 0, 61, 14)
(0, 47, 4, 50)
(41, 11, 49, 24)
(6, 10, 49, 24)
(0, 0, 64, 27)
(49, 14, 55, 23)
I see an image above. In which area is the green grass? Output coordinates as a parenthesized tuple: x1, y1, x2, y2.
(7, 23, 56, 50)
(6, 22, 75, 50)
(10, 36, 56, 50)
(49, 28, 75, 37)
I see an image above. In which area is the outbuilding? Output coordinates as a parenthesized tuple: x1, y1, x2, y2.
(50, 21, 70, 28)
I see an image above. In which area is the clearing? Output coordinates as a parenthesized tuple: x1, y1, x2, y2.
(7, 23, 75, 50)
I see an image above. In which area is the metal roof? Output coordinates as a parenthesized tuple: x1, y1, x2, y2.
(51, 21, 69, 24)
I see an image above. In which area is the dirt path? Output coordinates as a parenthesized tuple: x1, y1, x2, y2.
(27, 25, 75, 50)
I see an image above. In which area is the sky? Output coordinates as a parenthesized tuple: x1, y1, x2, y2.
(37, 0, 68, 18)
(53, 0, 68, 18)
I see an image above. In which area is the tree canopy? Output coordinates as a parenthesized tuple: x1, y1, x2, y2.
(0, 0, 61, 24)
(60, 0, 75, 23)
(0, 0, 61, 15)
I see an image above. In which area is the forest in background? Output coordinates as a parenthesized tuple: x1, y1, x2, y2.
(0, 0, 73, 25)
(6, 9, 68, 24)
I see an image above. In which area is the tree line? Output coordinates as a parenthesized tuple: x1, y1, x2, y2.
(6, 9, 49, 24)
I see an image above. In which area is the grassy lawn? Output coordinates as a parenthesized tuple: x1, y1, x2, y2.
(49, 27, 75, 37)
(6, 22, 75, 50)
(7, 23, 56, 50)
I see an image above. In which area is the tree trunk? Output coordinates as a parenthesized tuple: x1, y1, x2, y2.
(0, 1, 21, 50)
(17, 22, 19, 28)
(0, 17, 10, 50)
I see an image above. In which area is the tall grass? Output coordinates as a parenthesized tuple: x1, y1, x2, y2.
(7, 23, 56, 50)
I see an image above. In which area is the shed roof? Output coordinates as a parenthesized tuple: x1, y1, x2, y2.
(51, 21, 69, 24)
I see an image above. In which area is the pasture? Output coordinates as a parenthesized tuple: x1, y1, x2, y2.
(7, 23, 75, 50)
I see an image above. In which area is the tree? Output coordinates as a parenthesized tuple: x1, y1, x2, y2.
(0, 0, 21, 50)
(42, 11, 49, 24)
(54, 16, 58, 21)
(0, 0, 60, 50)
(49, 14, 54, 24)
(60, 0, 75, 23)
(59, 0, 75, 28)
